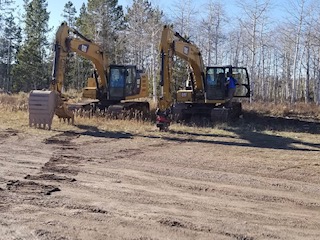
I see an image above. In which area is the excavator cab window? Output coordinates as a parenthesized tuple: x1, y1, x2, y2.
(125, 67, 138, 96)
(205, 67, 227, 100)
(109, 66, 126, 100)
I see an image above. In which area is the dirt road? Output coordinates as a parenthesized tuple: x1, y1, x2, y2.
(0, 124, 320, 240)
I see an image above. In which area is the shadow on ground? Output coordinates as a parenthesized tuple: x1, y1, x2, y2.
(138, 111, 320, 151)
(75, 124, 133, 139)
(45, 125, 132, 144)
(239, 111, 320, 134)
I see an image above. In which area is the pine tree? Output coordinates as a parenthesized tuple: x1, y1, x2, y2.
(0, 14, 22, 92)
(125, 0, 163, 67)
(0, 0, 15, 91)
(61, 1, 77, 90)
(74, 3, 97, 90)
(0, 0, 14, 32)
(75, 3, 91, 35)
(87, 0, 125, 63)
(62, 1, 77, 27)
(12, 0, 50, 92)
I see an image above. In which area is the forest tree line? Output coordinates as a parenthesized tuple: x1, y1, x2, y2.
(0, 0, 320, 105)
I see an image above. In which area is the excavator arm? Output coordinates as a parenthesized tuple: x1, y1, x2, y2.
(158, 25, 206, 111)
(51, 22, 108, 96)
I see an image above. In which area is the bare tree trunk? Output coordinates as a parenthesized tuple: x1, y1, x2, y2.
(237, 0, 271, 103)
(305, 46, 310, 103)
(317, 70, 320, 105)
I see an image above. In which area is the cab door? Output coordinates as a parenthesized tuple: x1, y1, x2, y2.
(232, 67, 250, 98)
(205, 66, 227, 101)
(109, 65, 126, 100)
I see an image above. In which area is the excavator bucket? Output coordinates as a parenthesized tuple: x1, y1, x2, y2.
(28, 90, 57, 130)
(29, 90, 75, 130)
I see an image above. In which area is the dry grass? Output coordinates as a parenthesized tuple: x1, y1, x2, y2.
(0, 93, 319, 136)
(0, 103, 234, 138)
(243, 101, 320, 120)
(0, 92, 29, 111)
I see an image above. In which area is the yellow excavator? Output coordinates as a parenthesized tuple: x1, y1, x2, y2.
(29, 22, 149, 129)
(156, 25, 250, 130)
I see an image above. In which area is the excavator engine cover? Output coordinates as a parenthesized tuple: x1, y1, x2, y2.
(176, 90, 193, 102)
(28, 90, 56, 130)
(82, 87, 97, 99)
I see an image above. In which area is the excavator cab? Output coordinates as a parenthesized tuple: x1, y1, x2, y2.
(205, 65, 250, 102)
(108, 65, 148, 101)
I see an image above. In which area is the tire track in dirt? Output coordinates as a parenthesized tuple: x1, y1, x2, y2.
(6, 180, 61, 195)
(80, 137, 320, 239)
(0, 128, 19, 144)
(0, 129, 63, 206)
(36, 137, 232, 238)
(1, 131, 82, 214)
(58, 150, 247, 238)
(41, 131, 83, 177)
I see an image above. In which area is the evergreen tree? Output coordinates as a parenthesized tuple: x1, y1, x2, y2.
(125, 0, 163, 98)
(0, 0, 14, 32)
(87, 0, 125, 63)
(0, 0, 15, 91)
(125, 0, 151, 68)
(61, 1, 77, 90)
(125, 0, 162, 67)
(0, 14, 22, 91)
(74, 3, 97, 90)
(0, 14, 22, 92)
(62, 1, 77, 27)
(75, 3, 90, 34)
(12, 0, 50, 92)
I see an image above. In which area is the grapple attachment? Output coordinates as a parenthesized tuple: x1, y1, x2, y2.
(28, 90, 57, 130)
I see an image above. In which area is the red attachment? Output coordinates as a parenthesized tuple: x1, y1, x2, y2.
(156, 115, 170, 123)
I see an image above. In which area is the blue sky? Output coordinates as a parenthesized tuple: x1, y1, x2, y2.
(13, 0, 239, 31)
(12, 0, 296, 37)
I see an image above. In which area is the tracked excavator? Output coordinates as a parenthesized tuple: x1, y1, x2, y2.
(29, 22, 149, 130)
(156, 25, 250, 130)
